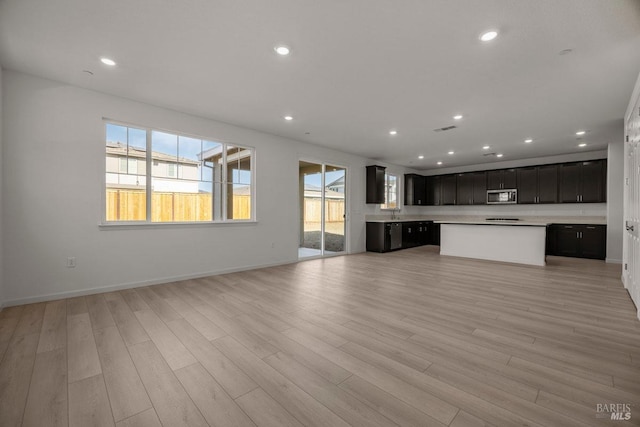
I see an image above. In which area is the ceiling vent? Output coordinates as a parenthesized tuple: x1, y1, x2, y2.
(483, 152, 497, 157)
(433, 125, 457, 132)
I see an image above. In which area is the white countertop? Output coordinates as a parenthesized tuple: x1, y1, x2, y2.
(365, 215, 606, 225)
(434, 219, 548, 226)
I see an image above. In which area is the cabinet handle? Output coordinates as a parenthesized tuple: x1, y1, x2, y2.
(577, 195, 579, 202)
(586, 226, 595, 229)
(577, 231, 579, 238)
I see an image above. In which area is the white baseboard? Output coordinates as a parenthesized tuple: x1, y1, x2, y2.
(606, 258, 623, 264)
(2, 258, 299, 308)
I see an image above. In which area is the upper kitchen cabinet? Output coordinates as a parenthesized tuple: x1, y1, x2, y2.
(426, 175, 442, 206)
(456, 172, 486, 205)
(441, 174, 457, 205)
(404, 174, 426, 206)
(517, 164, 558, 204)
(558, 160, 606, 203)
(487, 169, 516, 190)
(366, 165, 386, 204)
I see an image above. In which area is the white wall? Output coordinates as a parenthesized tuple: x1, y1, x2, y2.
(606, 140, 624, 263)
(3, 71, 415, 306)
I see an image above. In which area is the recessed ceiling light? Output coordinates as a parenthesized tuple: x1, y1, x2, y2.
(418, 155, 424, 159)
(284, 115, 293, 121)
(437, 161, 443, 165)
(496, 153, 504, 158)
(578, 143, 587, 147)
(482, 145, 490, 150)
(100, 57, 116, 66)
(480, 30, 498, 42)
(448, 151, 454, 155)
(274, 45, 290, 55)
(576, 130, 586, 135)
(453, 114, 463, 120)
(389, 130, 398, 135)
(524, 139, 533, 143)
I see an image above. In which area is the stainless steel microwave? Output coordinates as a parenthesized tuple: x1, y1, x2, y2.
(487, 189, 517, 204)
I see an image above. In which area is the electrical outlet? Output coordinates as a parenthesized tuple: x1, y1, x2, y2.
(67, 257, 76, 268)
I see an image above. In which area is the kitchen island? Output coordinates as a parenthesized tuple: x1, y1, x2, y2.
(435, 219, 548, 266)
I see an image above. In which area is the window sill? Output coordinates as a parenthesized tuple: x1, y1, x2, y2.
(98, 220, 258, 230)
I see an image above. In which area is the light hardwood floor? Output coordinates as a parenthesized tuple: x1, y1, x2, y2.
(1, 246, 639, 426)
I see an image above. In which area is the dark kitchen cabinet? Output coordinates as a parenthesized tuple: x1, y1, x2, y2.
(417, 221, 431, 245)
(517, 164, 558, 204)
(548, 224, 606, 260)
(456, 173, 473, 205)
(404, 174, 426, 206)
(366, 222, 403, 252)
(456, 172, 487, 205)
(426, 176, 442, 206)
(402, 222, 419, 248)
(537, 164, 559, 203)
(366, 165, 386, 204)
(559, 160, 606, 203)
(403, 221, 431, 247)
(472, 172, 487, 205)
(487, 169, 516, 190)
(581, 160, 607, 203)
(441, 174, 457, 205)
(430, 222, 441, 246)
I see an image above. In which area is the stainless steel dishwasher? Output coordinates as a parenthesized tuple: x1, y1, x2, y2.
(389, 222, 402, 250)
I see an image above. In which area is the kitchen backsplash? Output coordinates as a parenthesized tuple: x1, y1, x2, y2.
(365, 202, 606, 220)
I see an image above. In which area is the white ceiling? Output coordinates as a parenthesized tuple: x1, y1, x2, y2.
(1, 0, 639, 170)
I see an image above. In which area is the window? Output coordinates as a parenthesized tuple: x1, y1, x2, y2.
(380, 173, 398, 209)
(105, 122, 254, 223)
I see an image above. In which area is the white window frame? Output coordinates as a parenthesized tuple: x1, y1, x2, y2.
(380, 172, 400, 210)
(101, 120, 256, 226)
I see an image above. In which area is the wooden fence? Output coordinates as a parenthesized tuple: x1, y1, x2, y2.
(107, 189, 343, 222)
(303, 198, 345, 223)
(106, 189, 251, 221)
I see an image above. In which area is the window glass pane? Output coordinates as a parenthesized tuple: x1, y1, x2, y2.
(227, 183, 251, 220)
(381, 173, 397, 209)
(105, 123, 253, 223)
(105, 124, 147, 221)
(227, 145, 252, 184)
(202, 140, 222, 183)
(178, 135, 201, 180)
(150, 131, 215, 222)
(151, 131, 177, 178)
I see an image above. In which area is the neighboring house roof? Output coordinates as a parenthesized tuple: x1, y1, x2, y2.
(303, 184, 344, 199)
(326, 175, 344, 188)
(107, 141, 200, 165)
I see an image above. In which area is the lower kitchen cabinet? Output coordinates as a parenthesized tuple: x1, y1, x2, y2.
(547, 224, 606, 260)
(430, 223, 441, 246)
(402, 221, 431, 247)
(366, 221, 438, 252)
(366, 222, 403, 252)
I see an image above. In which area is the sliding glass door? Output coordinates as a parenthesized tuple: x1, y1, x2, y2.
(299, 161, 346, 258)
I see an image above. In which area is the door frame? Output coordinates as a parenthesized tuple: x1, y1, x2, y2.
(298, 157, 349, 259)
